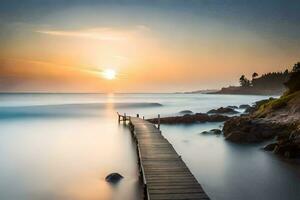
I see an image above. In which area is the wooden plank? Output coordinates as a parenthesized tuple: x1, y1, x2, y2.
(148, 185, 204, 190)
(149, 188, 204, 194)
(150, 193, 209, 200)
(124, 116, 209, 200)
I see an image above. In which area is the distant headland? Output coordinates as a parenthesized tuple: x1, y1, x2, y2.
(210, 68, 292, 95)
(183, 64, 298, 96)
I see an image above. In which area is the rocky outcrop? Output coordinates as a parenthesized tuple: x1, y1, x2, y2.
(207, 107, 239, 114)
(273, 134, 300, 158)
(244, 106, 255, 114)
(223, 117, 291, 143)
(148, 113, 230, 124)
(263, 143, 277, 151)
(201, 129, 222, 135)
(239, 104, 251, 109)
(222, 90, 300, 158)
(262, 130, 300, 158)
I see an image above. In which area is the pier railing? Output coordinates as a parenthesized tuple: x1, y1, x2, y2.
(117, 112, 161, 130)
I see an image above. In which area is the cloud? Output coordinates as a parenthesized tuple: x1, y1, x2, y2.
(36, 26, 150, 41)
(36, 27, 126, 41)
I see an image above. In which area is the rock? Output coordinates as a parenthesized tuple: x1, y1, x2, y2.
(244, 106, 255, 113)
(211, 129, 222, 134)
(273, 142, 300, 158)
(263, 143, 277, 151)
(227, 105, 238, 109)
(105, 173, 124, 184)
(239, 104, 251, 109)
(201, 129, 222, 135)
(224, 131, 246, 142)
(207, 107, 239, 114)
(148, 113, 230, 124)
(222, 93, 300, 158)
(223, 116, 291, 143)
(271, 132, 300, 158)
(179, 110, 193, 114)
(245, 98, 276, 114)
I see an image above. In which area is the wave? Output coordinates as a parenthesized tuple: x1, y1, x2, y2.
(0, 102, 162, 119)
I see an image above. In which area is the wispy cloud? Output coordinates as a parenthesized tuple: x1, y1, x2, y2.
(36, 26, 151, 41)
(36, 28, 126, 41)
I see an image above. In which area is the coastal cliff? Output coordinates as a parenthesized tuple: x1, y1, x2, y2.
(224, 94, 300, 158)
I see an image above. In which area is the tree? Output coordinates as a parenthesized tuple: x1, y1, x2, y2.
(292, 62, 300, 72)
(239, 75, 245, 86)
(284, 62, 300, 93)
(239, 75, 251, 87)
(251, 70, 290, 89)
(252, 72, 258, 80)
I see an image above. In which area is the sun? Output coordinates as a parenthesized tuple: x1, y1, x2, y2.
(102, 69, 116, 80)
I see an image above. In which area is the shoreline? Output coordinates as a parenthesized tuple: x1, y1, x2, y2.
(148, 94, 300, 159)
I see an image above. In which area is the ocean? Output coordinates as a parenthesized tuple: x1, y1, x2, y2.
(0, 93, 299, 200)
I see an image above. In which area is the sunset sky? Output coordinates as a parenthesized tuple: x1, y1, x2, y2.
(1, 0, 300, 92)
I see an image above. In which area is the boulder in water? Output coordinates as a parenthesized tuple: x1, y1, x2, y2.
(179, 110, 193, 114)
(201, 129, 222, 135)
(210, 129, 222, 134)
(263, 143, 277, 151)
(207, 107, 239, 114)
(239, 104, 251, 109)
(105, 173, 124, 184)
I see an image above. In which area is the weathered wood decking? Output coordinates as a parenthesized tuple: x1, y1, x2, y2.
(121, 114, 209, 200)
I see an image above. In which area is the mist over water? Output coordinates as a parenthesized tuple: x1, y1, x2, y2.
(0, 93, 299, 200)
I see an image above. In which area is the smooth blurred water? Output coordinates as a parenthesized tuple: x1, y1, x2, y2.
(0, 93, 299, 200)
(161, 124, 300, 200)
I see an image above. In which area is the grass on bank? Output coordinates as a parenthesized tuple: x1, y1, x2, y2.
(255, 91, 300, 118)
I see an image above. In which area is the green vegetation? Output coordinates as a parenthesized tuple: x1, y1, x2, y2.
(239, 70, 290, 89)
(216, 62, 298, 95)
(284, 62, 300, 94)
(253, 62, 300, 117)
(255, 93, 292, 117)
(239, 75, 251, 87)
(252, 72, 258, 79)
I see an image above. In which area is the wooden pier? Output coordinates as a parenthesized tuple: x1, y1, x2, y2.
(118, 113, 210, 200)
